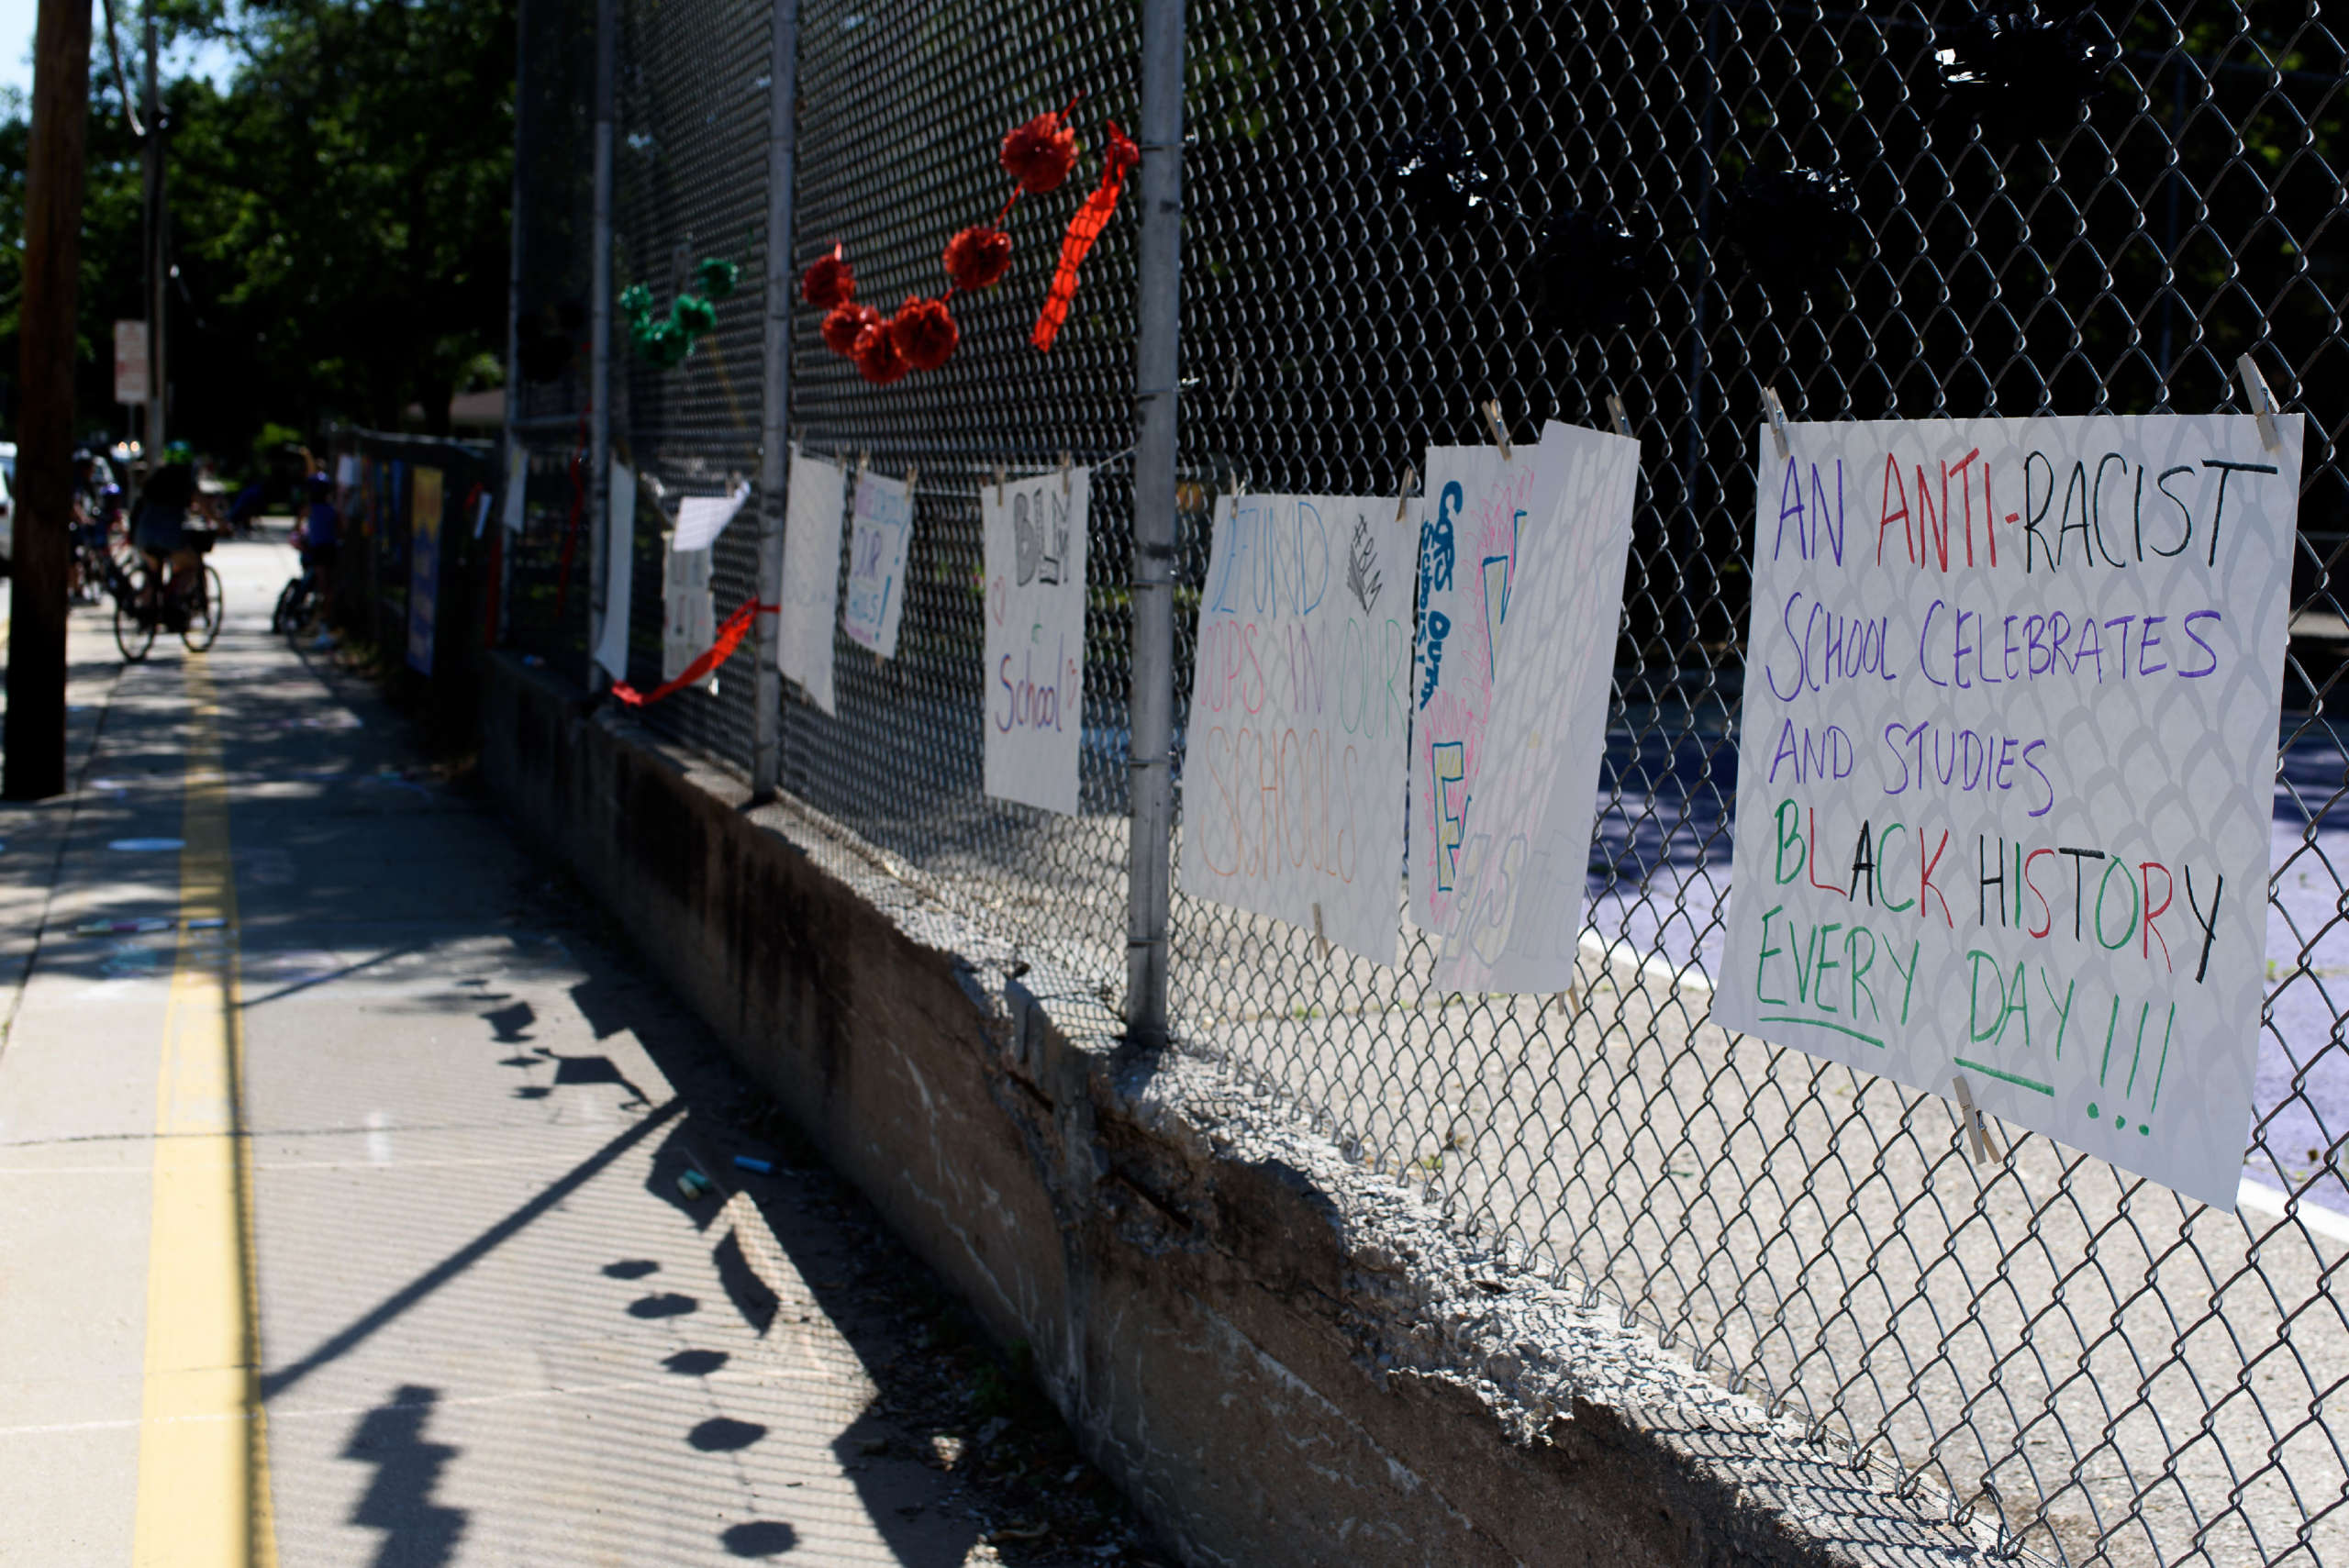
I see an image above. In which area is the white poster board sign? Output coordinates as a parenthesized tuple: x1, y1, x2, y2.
(1425, 425, 1641, 992)
(1180, 492, 1416, 962)
(1714, 414, 2303, 1209)
(777, 451, 846, 715)
(842, 469, 914, 658)
(1408, 429, 1575, 956)
(662, 540, 717, 686)
(500, 440, 525, 533)
(982, 468, 1091, 815)
(592, 459, 636, 684)
(674, 484, 751, 552)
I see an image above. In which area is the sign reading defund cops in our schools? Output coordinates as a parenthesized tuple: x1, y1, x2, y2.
(1715, 415, 2303, 1208)
(1181, 493, 1415, 962)
(983, 468, 1091, 815)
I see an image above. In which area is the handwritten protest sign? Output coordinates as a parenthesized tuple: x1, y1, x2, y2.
(1714, 414, 2303, 1208)
(1424, 425, 1642, 992)
(983, 468, 1091, 815)
(776, 451, 845, 714)
(1408, 428, 1610, 973)
(661, 539, 716, 687)
(843, 469, 914, 657)
(1180, 493, 1415, 962)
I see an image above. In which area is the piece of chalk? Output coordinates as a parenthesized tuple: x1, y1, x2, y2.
(675, 1169, 713, 1199)
(732, 1156, 774, 1175)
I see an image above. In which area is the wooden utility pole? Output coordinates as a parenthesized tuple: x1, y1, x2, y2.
(6, 0, 95, 800)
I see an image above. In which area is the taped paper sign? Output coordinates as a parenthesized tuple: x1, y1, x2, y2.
(1426, 425, 1641, 992)
(662, 539, 717, 686)
(501, 440, 526, 533)
(1180, 492, 1415, 963)
(407, 465, 445, 676)
(982, 468, 1091, 815)
(673, 483, 752, 551)
(1713, 414, 2303, 1209)
(777, 451, 846, 714)
(842, 468, 914, 657)
(591, 460, 635, 684)
(1408, 428, 1575, 960)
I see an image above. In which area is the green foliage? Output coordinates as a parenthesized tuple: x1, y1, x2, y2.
(0, 0, 514, 450)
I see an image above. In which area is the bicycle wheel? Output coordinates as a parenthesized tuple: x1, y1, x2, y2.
(114, 581, 156, 662)
(182, 565, 225, 652)
(272, 578, 305, 635)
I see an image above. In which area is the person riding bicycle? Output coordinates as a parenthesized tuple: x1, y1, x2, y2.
(69, 450, 109, 602)
(131, 441, 200, 619)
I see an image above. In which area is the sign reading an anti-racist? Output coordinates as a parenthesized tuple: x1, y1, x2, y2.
(1182, 492, 1415, 963)
(1425, 425, 1641, 993)
(1714, 415, 2303, 1208)
(842, 468, 914, 658)
(983, 468, 1091, 815)
(777, 451, 845, 715)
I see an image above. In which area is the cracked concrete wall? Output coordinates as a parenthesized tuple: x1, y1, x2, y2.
(480, 653, 1998, 1568)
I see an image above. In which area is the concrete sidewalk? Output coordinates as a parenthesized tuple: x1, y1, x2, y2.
(0, 533, 1145, 1566)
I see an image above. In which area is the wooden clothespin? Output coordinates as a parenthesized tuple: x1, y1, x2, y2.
(1479, 398, 1512, 461)
(1393, 462, 1417, 522)
(856, 449, 869, 482)
(1311, 902, 1329, 959)
(906, 462, 918, 491)
(1226, 468, 1242, 500)
(1762, 386, 1790, 462)
(1060, 450, 1073, 495)
(1606, 394, 1632, 440)
(1950, 1073, 2002, 1165)
(2237, 352, 2284, 452)
(995, 463, 1007, 505)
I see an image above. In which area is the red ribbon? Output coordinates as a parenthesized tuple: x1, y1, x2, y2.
(1030, 122, 1139, 352)
(608, 596, 776, 707)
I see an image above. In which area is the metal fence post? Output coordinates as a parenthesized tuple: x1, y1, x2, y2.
(751, 0, 800, 797)
(585, 0, 618, 685)
(1125, 0, 1183, 1046)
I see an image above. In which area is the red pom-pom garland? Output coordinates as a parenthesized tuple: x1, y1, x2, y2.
(1000, 112, 1080, 195)
(821, 301, 880, 357)
(891, 296, 960, 373)
(852, 318, 909, 385)
(801, 243, 854, 310)
(942, 226, 1014, 292)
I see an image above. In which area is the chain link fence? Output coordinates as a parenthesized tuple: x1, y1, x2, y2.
(508, 1, 2348, 1561)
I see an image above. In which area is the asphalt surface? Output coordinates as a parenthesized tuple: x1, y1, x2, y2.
(0, 529, 1147, 1566)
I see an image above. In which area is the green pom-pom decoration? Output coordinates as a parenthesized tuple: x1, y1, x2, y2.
(694, 257, 739, 301)
(618, 283, 656, 325)
(672, 293, 719, 337)
(631, 315, 692, 368)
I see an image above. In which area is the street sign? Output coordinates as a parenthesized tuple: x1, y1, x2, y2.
(113, 320, 147, 405)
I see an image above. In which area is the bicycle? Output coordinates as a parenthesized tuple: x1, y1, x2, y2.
(114, 551, 223, 662)
(272, 555, 319, 635)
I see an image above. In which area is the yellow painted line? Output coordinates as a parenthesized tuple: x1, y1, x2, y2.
(131, 651, 278, 1567)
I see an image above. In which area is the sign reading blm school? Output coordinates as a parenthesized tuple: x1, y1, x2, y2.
(1715, 414, 2302, 1209)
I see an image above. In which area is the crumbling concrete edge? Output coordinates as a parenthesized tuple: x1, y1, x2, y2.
(479, 651, 2004, 1567)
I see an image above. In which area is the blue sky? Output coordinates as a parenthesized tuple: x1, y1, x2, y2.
(0, 1, 235, 103)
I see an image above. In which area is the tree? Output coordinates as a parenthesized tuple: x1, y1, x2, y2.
(0, 0, 514, 463)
